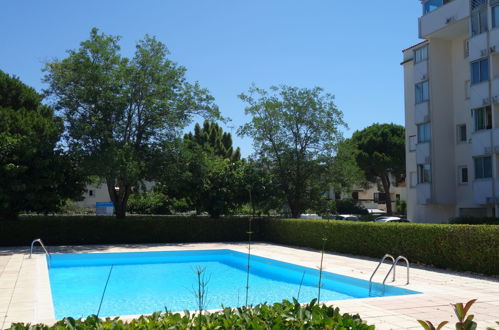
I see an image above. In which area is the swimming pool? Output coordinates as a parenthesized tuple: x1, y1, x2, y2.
(48, 249, 418, 318)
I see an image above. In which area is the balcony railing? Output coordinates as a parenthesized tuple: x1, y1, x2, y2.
(422, 0, 455, 15)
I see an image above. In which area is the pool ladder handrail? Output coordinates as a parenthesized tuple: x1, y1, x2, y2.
(369, 254, 410, 295)
(368, 254, 394, 294)
(29, 238, 51, 259)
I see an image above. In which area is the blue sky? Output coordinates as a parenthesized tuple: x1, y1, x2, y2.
(0, 1, 422, 157)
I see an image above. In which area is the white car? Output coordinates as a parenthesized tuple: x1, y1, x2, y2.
(332, 214, 360, 221)
(374, 216, 410, 223)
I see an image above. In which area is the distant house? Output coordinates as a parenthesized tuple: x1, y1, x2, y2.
(329, 177, 407, 214)
(75, 182, 154, 213)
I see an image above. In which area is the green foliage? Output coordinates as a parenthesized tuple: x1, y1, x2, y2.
(449, 216, 499, 225)
(0, 70, 85, 220)
(418, 299, 478, 330)
(43, 28, 219, 218)
(238, 85, 348, 218)
(162, 123, 254, 218)
(184, 121, 241, 161)
(161, 145, 246, 218)
(348, 123, 405, 215)
(259, 219, 499, 276)
(0, 216, 257, 246)
(396, 199, 407, 216)
(127, 190, 171, 215)
(8, 299, 374, 329)
(335, 199, 368, 215)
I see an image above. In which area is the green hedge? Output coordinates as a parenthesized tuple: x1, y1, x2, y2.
(259, 219, 499, 276)
(8, 300, 373, 330)
(1, 216, 498, 276)
(0, 216, 259, 246)
(449, 216, 499, 225)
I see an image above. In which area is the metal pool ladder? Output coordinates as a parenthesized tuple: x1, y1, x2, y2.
(369, 254, 410, 295)
(29, 238, 51, 259)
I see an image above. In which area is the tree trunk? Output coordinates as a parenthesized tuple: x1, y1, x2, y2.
(106, 178, 132, 219)
(380, 173, 392, 215)
(289, 198, 301, 218)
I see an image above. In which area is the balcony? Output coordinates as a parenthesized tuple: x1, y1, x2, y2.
(415, 102, 430, 124)
(419, 0, 469, 39)
(469, 81, 490, 109)
(472, 178, 494, 204)
(471, 129, 492, 156)
(417, 183, 432, 204)
(416, 142, 431, 164)
(468, 33, 488, 61)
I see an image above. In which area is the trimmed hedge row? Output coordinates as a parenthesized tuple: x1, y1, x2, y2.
(1, 216, 498, 275)
(0, 216, 259, 246)
(259, 219, 499, 276)
(449, 216, 499, 225)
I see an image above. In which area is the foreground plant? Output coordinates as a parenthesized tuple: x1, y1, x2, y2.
(8, 299, 374, 329)
(418, 299, 492, 330)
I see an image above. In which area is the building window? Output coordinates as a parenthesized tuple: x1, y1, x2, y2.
(457, 124, 467, 143)
(418, 164, 431, 183)
(493, 5, 499, 28)
(423, 0, 453, 14)
(474, 156, 492, 179)
(415, 81, 429, 103)
(409, 135, 417, 151)
(352, 191, 359, 200)
(417, 123, 431, 143)
(473, 106, 492, 131)
(471, 58, 489, 84)
(458, 166, 469, 184)
(374, 192, 386, 203)
(88, 190, 94, 197)
(414, 45, 428, 63)
(464, 39, 469, 58)
(471, 7, 488, 36)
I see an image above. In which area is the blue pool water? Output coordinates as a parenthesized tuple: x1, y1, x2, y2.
(47, 249, 418, 318)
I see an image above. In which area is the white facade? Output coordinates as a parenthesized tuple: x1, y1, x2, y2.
(403, 0, 499, 222)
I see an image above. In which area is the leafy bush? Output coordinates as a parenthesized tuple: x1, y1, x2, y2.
(335, 199, 368, 215)
(8, 299, 374, 329)
(260, 219, 499, 276)
(0, 216, 258, 246)
(449, 216, 499, 225)
(127, 191, 172, 215)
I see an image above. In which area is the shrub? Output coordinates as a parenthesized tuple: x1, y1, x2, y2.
(8, 299, 374, 329)
(127, 191, 172, 215)
(335, 199, 368, 215)
(449, 216, 499, 225)
(260, 219, 499, 276)
(0, 216, 259, 246)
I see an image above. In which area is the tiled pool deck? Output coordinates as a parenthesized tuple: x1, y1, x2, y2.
(0, 242, 498, 329)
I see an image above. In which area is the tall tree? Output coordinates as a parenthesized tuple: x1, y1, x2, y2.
(43, 28, 219, 218)
(0, 70, 85, 220)
(349, 123, 405, 215)
(238, 85, 347, 218)
(184, 121, 241, 161)
(161, 122, 244, 217)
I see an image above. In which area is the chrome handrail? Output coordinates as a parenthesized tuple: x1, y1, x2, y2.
(29, 238, 51, 259)
(382, 255, 410, 293)
(368, 254, 395, 295)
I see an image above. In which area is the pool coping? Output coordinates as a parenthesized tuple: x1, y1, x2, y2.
(1, 242, 498, 330)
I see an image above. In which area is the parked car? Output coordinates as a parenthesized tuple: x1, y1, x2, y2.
(332, 214, 361, 221)
(374, 216, 410, 223)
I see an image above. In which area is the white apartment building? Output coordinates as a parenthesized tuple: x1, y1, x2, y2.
(403, 0, 499, 222)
